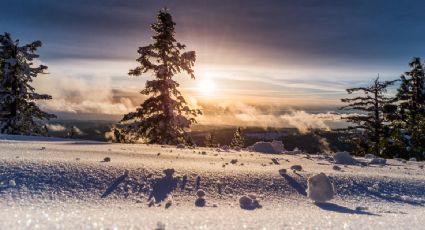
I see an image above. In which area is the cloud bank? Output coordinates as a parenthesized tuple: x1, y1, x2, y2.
(196, 101, 342, 132)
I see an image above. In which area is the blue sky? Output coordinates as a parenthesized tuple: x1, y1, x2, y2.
(1, 0, 424, 122)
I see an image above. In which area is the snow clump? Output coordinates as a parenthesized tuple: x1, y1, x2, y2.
(239, 194, 261, 210)
(278, 168, 287, 176)
(250, 140, 284, 154)
(290, 165, 302, 172)
(332, 165, 341, 171)
(195, 189, 206, 207)
(8, 179, 16, 187)
(307, 173, 334, 203)
(364, 154, 376, 159)
(176, 144, 185, 149)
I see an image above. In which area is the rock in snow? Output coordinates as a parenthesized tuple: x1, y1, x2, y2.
(250, 140, 284, 154)
(332, 151, 357, 165)
(307, 173, 334, 203)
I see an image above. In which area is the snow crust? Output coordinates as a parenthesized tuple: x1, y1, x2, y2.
(0, 134, 425, 229)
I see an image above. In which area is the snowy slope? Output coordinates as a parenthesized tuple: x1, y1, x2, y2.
(0, 134, 424, 229)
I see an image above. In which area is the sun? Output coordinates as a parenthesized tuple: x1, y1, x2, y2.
(197, 78, 216, 96)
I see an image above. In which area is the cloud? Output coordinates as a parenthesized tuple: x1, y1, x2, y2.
(196, 101, 342, 132)
(33, 74, 138, 116)
(45, 124, 66, 132)
(71, 126, 84, 135)
(280, 110, 333, 133)
(32, 75, 201, 119)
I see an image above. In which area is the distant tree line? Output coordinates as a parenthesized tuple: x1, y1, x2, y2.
(339, 57, 425, 160)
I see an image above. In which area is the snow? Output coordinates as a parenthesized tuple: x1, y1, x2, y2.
(369, 157, 386, 165)
(365, 154, 376, 159)
(307, 173, 334, 203)
(0, 134, 425, 229)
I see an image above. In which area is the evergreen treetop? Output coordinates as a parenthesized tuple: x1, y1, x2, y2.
(204, 130, 218, 148)
(392, 57, 425, 159)
(397, 57, 425, 118)
(339, 76, 397, 156)
(0, 32, 55, 135)
(230, 127, 245, 149)
(120, 9, 201, 144)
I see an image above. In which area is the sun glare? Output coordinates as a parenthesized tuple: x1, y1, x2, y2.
(197, 78, 216, 96)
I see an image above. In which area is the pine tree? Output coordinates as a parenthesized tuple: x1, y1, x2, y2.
(230, 127, 245, 149)
(120, 9, 201, 144)
(391, 57, 425, 159)
(0, 33, 55, 135)
(204, 130, 218, 148)
(339, 76, 397, 157)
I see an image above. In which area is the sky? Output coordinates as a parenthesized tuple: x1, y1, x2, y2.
(1, 0, 425, 128)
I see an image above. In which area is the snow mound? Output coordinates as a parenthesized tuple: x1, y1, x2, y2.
(176, 144, 185, 149)
(369, 157, 386, 165)
(221, 145, 230, 151)
(364, 154, 376, 159)
(332, 151, 357, 165)
(250, 140, 284, 154)
(307, 173, 334, 203)
(282, 147, 302, 155)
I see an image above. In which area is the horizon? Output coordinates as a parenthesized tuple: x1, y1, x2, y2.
(1, 0, 424, 129)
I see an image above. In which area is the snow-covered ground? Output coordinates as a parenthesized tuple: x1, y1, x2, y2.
(0, 134, 424, 229)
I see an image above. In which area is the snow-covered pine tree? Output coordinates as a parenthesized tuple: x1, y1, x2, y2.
(204, 130, 218, 148)
(230, 127, 245, 149)
(339, 76, 397, 157)
(392, 57, 425, 159)
(120, 9, 202, 145)
(0, 33, 55, 135)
